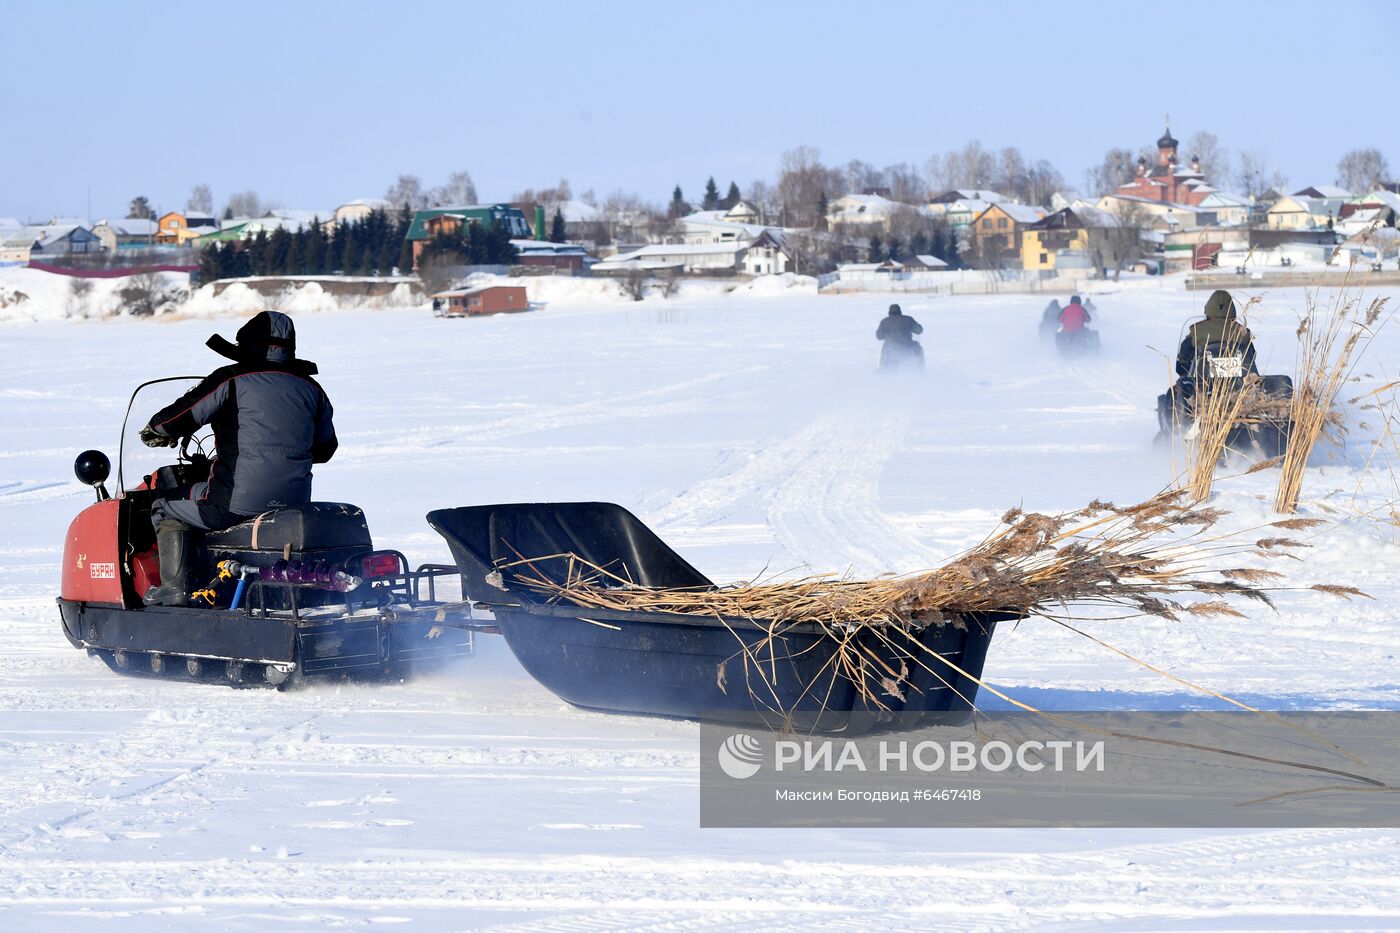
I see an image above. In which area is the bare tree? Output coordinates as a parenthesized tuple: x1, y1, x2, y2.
(187, 183, 213, 214)
(384, 174, 428, 211)
(1084, 148, 1139, 196)
(843, 160, 884, 195)
(428, 170, 480, 207)
(745, 179, 777, 224)
(1336, 148, 1392, 194)
(224, 190, 264, 219)
(924, 141, 996, 194)
(620, 270, 648, 301)
(1234, 151, 1289, 201)
(1086, 201, 1151, 281)
(776, 146, 843, 228)
(1184, 131, 1227, 179)
(884, 162, 925, 203)
(119, 272, 173, 316)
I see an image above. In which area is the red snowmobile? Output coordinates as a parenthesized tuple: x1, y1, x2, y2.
(57, 378, 484, 686)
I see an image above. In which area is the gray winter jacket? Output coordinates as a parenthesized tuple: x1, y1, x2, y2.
(146, 350, 337, 525)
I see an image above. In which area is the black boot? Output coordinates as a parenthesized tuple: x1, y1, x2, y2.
(144, 519, 199, 607)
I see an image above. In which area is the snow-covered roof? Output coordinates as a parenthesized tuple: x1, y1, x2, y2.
(511, 239, 588, 255)
(907, 254, 948, 268)
(1354, 190, 1400, 213)
(947, 199, 992, 216)
(338, 198, 391, 210)
(1198, 192, 1249, 208)
(930, 188, 1008, 203)
(0, 217, 25, 233)
(1295, 185, 1352, 199)
(265, 209, 331, 225)
(839, 261, 903, 272)
(546, 199, 603, 223)
(95, 218, 159, 236)
(614, 242, 745, 258)
(984, 203, 1045, 224)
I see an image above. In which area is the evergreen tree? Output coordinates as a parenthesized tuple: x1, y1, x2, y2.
(247, 231, 270, 275)
(284, 229, 307, 275)
(197, 245, 221, 284)
(816, 191, 829, 232)
(668, 184, 688, 219)
(267, 227, 291, 274)
(886, 237, 902, 262)
(127, 196, 153, 220)
(722, 181, 742, 210)
(467, 221, 487, 264)
(222, 206, 234, 221)
(867, 234, 883, 262)
(305, 220, 327, 274)
(702, 176, 720, 211)
(485, 219, 517, 264)
(910, 230, 929, 257)
(550, 208, 566, 243)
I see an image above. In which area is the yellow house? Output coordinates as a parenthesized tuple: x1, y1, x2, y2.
(969, 203, 1045, 268)
(1020, 207, 1106, 271)
(155, 211, 218, 246)
(1266, 195, 1344, 230)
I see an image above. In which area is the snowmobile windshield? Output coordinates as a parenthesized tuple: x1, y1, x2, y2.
(118, 378, 210, 493)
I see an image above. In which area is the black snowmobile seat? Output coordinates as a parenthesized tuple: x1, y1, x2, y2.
(204, 502, 372, 551)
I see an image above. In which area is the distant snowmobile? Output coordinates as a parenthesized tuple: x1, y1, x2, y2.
(1055, 295, 1099, 358)
(877, 304, 925, 372)
(1154, 290, 1292, 457)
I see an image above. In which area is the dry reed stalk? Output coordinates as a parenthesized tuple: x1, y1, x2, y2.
(501, 490, 1360, 715)
(1181, 302, 1261, 501)
(1275, 272, 1391, 512)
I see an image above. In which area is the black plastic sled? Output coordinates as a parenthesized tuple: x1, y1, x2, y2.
(429, 502, 1015, 733)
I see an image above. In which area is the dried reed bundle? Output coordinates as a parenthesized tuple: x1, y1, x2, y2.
(1275, 281, 1390, 512)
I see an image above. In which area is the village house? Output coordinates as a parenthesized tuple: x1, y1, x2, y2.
(0, 223, 102, 263)
(155, 210, 218, 246)
(1266, 194, 1346, 231)
(511, 239, 590, 274)
(404, 205, 533, 265)
(676, 204, 769, 245)
(1195, 191, 1251, 227)
(969, 203, 1046, 267)
(927, 189, 1008, 216)
(92, 218, 158, 251)
(1335, 190, 1400, 237)
(593, 233, 790, 276)
(825, 193, 902, 229)
(1020, 206, 1117, 272)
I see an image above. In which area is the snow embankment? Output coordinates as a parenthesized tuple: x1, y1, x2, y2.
(1, 265, 822, 325)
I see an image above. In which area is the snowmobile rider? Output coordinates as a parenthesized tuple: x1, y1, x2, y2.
(1175, 289, 1257, 379)
(1058, 295, 1091, 332)
(1041, 299, 1062, 327)
(876, 303, 923, 345)
(138, 310, 338, 606)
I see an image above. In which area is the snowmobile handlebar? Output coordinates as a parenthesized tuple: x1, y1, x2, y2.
(116, 376, 202, 497)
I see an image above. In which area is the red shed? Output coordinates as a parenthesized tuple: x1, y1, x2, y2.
(432, 285, 530, 317)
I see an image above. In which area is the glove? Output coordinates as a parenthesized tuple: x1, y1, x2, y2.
(140, 426, 177, 448)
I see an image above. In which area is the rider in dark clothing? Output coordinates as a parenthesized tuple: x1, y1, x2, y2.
(877, 303, 923, 343)
(876, 304, 924, 370)
(139, 310, 337, 605)
(1175, 289, 1257, 378)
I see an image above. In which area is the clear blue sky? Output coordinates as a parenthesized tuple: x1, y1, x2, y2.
(5, 0, 1397, 221)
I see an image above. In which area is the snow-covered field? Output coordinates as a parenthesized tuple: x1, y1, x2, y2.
(2, 269, 1399, 930)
